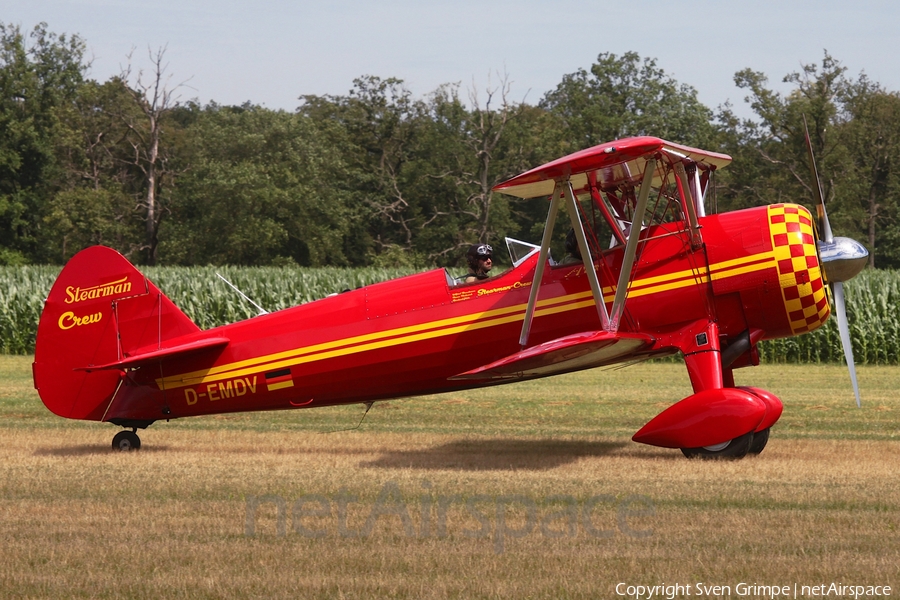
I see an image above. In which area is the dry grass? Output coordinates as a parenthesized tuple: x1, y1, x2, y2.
(1, 355, 899, 598)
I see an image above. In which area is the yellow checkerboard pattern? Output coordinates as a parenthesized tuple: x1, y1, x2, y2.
(768, 204, 830, 334)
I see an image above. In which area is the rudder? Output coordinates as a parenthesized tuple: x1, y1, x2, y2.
(33, 246, 200, 421)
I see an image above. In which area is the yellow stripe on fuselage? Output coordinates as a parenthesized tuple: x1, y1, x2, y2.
(156, 249, 780, 390)
(157, 290, 596, 390)
(618, 252, 775, 299)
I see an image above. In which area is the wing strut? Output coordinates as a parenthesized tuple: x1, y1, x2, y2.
(519, 182, 562, 348)
(672, 161, 703, 249)
(563, 181, 610, 331)
(588, 173, 627, 247)
(609, 158, 656, 331)
(689, 163, 705, 218)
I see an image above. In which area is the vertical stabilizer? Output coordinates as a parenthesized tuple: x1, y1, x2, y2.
(33, 246, 199, 421)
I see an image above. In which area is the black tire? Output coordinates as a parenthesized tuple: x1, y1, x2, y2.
(681, 431, 754, 460)
(112, 430, 141, 451)
(748, 427, 770, 455)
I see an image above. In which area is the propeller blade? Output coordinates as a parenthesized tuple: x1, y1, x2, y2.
(802, 115, 834, 244)
(832, 281, 861, 408)
(803, 115, 863, 407)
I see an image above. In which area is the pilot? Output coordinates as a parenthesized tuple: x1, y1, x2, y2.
(558, 228, 583, 265)
(462, 243, 493, 283)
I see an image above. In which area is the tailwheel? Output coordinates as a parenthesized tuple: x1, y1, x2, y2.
(748, 428, 770, 455)
(112, 430, 141, 451)
(680, 431, 753, 460)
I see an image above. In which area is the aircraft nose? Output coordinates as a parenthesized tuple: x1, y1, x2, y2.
(818, 236, 869, 283)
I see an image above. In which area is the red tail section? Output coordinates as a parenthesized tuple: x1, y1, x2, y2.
(33, 246, 200, 421)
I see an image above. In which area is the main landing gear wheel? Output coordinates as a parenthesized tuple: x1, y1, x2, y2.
(681, 431, 754, 460)
(112, 430, 141, 451)
(748, 427, 770, 455)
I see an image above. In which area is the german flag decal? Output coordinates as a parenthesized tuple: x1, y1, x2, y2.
(265, 368, 294, 392)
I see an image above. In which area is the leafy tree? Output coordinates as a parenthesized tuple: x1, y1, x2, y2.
(414, 78, 540, 265)
(540, 51, 716, 152)
(836, 77, 900, 268)
(163, 103, 358, 266)
(714, 61, 842, 214)
(0, 22, 87, 263)
(44, 78, 146, 261)
(300, 75, 548, 268)
(725, 51, 900, 268)
(300, 76, 431, 265)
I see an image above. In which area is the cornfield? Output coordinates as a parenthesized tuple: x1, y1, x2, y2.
(1, 266, 898, 364)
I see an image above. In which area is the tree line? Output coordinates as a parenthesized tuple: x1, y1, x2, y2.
(2, 22, 900, 269)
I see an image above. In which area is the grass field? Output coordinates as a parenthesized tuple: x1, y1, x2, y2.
(1, 355, 898, 599)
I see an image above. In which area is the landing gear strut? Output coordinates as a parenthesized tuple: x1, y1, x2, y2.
(112, 429, 141, 451)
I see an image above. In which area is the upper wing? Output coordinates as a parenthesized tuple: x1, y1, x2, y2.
(449, 330, 655, 381)
(492, 136, 731, 199)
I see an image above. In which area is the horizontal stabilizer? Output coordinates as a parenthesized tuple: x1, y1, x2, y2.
(450, 330, 654, 381)
(77, 336, 230, 372)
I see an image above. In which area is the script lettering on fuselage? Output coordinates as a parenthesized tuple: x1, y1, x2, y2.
(476, 280, 532, 297)
(57, 311, 102, 330)
(184, 376, 258, 405)
(451, 280, 532, 303)
(65, 276, 133, 304)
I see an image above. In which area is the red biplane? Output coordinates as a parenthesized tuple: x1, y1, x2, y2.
(33, 132, 868, 458)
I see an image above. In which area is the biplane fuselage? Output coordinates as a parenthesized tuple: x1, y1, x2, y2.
(34, 206, 824, 420)
(33, 136, 863, 456)
(156, 203, 825, 419)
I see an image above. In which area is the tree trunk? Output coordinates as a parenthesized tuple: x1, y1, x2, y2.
(145, 113, 159, 265)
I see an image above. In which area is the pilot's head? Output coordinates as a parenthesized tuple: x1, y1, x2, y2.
(466, 243, 493, 274)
